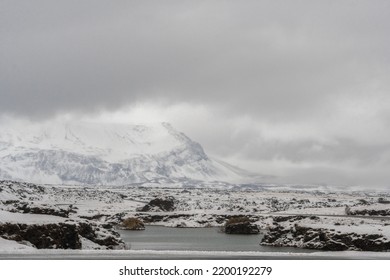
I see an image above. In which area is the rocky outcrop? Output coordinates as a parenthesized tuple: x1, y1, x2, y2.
(0, 223, 81, 249)
(378, 198, 390, 204)
(14, 202, 70, 218)
(76, 222, 124, 248)
(0, 221, 125, 249)
(261, 223, 390, 251)
(79, 213, 110, 221)
(272, 215, 319, 223)
(349, 209, 390, 216)
(138, 197, 176, 212)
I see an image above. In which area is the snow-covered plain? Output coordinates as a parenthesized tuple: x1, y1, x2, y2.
(1, 180, 390, 255)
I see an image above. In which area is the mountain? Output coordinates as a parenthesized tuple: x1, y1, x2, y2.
(0, 121, 256, 185)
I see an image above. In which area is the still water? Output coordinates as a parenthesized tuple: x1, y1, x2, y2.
(118, 226, 312, 253)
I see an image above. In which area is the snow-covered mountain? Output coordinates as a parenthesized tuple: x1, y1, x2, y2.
(0, 120, 255, 185)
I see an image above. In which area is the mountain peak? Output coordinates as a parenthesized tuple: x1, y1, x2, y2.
(0, 121, 248, 185)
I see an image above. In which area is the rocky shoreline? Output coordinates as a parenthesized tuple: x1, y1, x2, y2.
(0, 221, 125, 250)
(260, 216, 390, 251)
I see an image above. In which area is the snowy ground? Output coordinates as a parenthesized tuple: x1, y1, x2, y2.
(0, 237, 36, 251)
(1, 180, 390, 253)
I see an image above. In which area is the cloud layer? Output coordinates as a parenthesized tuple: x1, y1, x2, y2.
(1, 1, 390, 186)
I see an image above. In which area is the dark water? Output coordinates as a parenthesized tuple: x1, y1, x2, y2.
(2, 227, 389, 259)
(118, 226, 313, 253)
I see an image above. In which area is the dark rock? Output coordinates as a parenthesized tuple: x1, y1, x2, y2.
(378, 198, 390, 204)
(79, 214, 109, 221)
(138, 197, 176, 212)
(77, 222, 96, 240)
(273, 215, 309, 223)
(102, 223, 113, 229)
(0, 223, 81, 249)
(136, 213, 192, 223)
(223, 217, 259, 234)
(351, 236, 390, 251)
(14, 202, 70, 218)
(225, 221, 259, 234)
(261, 225, 289, 243)
(95, 235, 122, 249)
(77, 222, 123, 248)
(261, 221, 390, 251)
(349, 209, 390, 216)
(0, 221, 125, 249)
(322, 240, 349, 251)
(358, 199, 370, 205)
(3, 200, 19, 205)
(106, 212, 126, 224)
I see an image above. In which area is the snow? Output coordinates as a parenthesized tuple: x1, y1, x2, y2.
(0, 210, 66, 224)
(80, 237, 106, 250)
(296, 216, 390, 239)
(0, 237, 36, 251)
(0, 121, 253, 185)
(0, 121, 180, 161)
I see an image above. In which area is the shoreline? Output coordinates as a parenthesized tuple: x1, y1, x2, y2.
(1, 249, 390, 260)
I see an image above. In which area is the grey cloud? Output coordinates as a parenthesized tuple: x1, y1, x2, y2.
(1, 0, 390, 120)
(235, 137, 390, 165)
(2, 1, 390, 187)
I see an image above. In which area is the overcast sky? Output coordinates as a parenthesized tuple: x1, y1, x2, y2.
(1, 0, 390, 187)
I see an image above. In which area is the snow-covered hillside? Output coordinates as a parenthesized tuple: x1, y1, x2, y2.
(0, 121, 254, 185)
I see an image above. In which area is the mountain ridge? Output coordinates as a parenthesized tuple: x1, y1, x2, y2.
(0, 121, 261, 185)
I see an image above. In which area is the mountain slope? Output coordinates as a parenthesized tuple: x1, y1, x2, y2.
(0, 121, 253, 185)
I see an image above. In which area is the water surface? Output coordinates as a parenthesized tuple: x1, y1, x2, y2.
(118, 226, 312, 253)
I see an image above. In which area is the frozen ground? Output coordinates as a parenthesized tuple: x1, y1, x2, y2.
(1, 180, 390, 254)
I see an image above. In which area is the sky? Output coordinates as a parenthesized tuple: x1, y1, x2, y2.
(1, 0, 390, 187)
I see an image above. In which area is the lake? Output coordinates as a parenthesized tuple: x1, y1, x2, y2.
(4, 226, 389, 260)
(2, 226, 390, 259)
(118, 226, 312, 253)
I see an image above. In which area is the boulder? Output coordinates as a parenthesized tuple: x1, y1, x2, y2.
(225, 222, 259, 234)
(121, 217, 145, 230)
(224, 217, 259, 234)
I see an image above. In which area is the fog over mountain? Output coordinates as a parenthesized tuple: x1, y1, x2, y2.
(0, 120, 262, 185)
(1, 1, 390, 187)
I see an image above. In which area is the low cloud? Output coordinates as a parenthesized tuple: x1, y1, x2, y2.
(1, 1, 390, 187)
